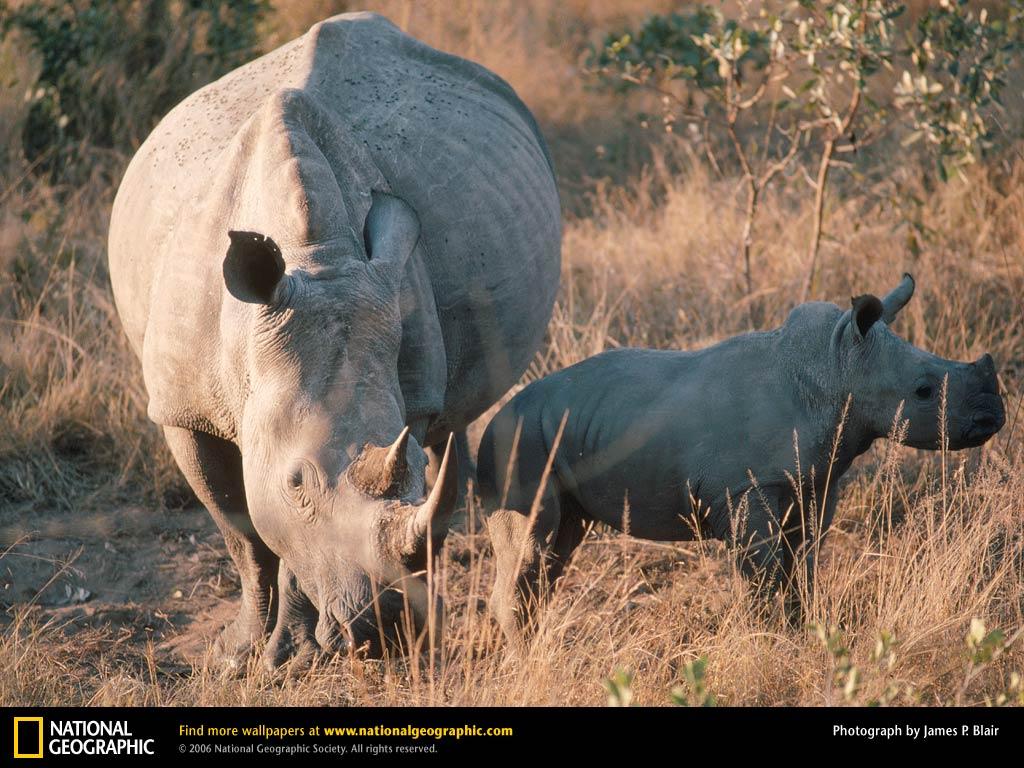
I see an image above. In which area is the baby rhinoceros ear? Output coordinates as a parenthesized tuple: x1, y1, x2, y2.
(223, 230, 285, 304)
(850, 293, 884, 340)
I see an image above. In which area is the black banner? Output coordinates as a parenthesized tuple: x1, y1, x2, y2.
(0, 706, 1018, 761)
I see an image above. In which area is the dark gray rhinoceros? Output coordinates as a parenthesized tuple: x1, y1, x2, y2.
(107, 13, 560, 666)
(478, 275, 1005, 643)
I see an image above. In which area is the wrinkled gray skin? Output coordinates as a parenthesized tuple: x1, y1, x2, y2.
(478, 275, 1005, 643)
(107, 13, 560, 668)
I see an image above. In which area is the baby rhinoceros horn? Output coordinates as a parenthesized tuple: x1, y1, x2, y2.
(349, 426, 413, 498)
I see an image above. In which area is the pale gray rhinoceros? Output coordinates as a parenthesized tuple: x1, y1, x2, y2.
(478, 275, 1005, 643)
(108, 13, 560, 667)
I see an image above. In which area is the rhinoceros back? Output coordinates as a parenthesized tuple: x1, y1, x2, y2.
(109, 12, 559, 442)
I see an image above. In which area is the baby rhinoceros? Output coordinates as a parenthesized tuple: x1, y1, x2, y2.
(477, 275, 1005, 643)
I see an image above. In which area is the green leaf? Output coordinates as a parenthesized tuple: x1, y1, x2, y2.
(603, 668, 635, 707)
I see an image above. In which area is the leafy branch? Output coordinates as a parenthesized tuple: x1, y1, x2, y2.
(589, 1, 1023, 312)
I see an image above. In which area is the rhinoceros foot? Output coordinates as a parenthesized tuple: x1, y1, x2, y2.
(262, 614, 319, 674)
(211, 608, 274, 671)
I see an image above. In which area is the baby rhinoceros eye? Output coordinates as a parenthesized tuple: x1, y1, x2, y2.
(915, 384, 934, 400)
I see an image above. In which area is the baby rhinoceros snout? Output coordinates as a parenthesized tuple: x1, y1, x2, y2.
(972, 411, 1003, 433)
(963, 353, 1005, 445)
(974, 353, 999, 395)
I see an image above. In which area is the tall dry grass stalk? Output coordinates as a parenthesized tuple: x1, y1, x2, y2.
(1, 0, 1021, 706)
(2, 449, 1020, 706)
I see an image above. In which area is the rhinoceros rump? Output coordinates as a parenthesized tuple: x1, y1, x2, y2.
(108, 13, 560, 667)
(478, 275, 1005, 643)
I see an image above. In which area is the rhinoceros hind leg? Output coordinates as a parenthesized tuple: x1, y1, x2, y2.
(730, 486, 799, 620)
(263, 563, 319, 673)
(162, 426, 279, 667)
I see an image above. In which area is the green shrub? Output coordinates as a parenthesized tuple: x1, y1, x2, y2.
(0, 0, 270, 183)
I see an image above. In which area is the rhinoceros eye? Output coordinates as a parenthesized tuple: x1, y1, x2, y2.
(283, 460, 319, 519)
(915, 384, 934, 400)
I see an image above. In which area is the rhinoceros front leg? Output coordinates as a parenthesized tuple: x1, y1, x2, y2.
(733, 487, 790, 611)
(263, 563, 319, 673)
(781, 489, 838, 624)
(162, 426, 278, 666)
(487, 495, 585, 648)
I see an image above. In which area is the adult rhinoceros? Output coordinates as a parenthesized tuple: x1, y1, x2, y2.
(108, 12, 560, 667)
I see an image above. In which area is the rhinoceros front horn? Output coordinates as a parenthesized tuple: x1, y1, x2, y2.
(349, 426, 412, 498)
(409, 433, 459, 550)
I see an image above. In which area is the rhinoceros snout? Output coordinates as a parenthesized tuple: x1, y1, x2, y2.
(957, 391, 1005, 447)
(315, 599, 393, 658)
(971, 400, 1005, 433)
(973, 353, 999, 395)
(950, 354, 1005, 447)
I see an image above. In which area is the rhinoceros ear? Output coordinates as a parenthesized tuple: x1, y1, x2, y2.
(224, 230, 285, 304)
(851, 294, 884, 340)
(363, 191, 420, 268)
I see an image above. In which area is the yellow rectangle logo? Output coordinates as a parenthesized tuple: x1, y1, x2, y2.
(13, 717, 43, 759)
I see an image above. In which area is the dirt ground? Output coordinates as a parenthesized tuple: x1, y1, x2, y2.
(0, 502, 237, 665)
(0, 407, 498, 669)
(0, 493, 730, 679)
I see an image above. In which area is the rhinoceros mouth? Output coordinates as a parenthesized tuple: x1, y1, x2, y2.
(954, 432, 997, 449)
(300, 432, 459, 661)
(315, 591, 411, 659)
(952, 398, 1006, 449)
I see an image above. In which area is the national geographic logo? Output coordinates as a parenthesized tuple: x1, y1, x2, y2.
(13, 717, 155, 758)
(13, 718, 43, 759)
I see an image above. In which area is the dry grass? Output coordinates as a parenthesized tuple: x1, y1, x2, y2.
(0, 0, 1022, 707)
